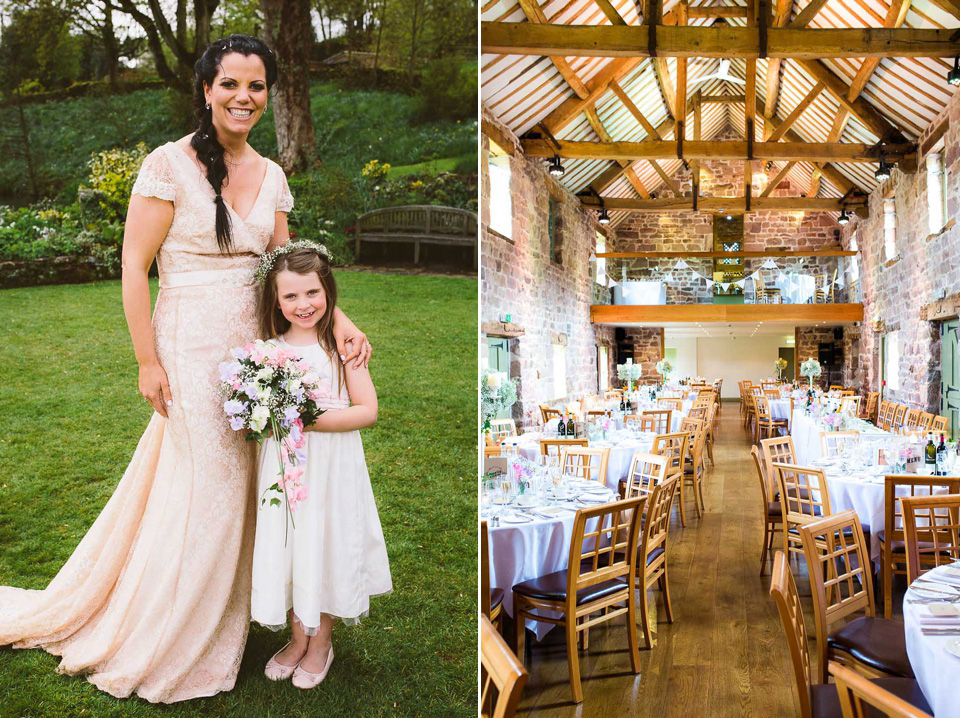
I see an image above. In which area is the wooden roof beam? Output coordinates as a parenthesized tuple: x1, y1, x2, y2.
(589, 114, 677, 192)
(767, 81, 824, 142)
(688, 5, 748, 17)
(594, 0, 627, 24)
(649, 160, 683, 195)
(584, 104, 651, 198)
(522, 138, 916, 162)
(540, 58, 642, 135)
(516, 0, 590, 99)
(759, 161, 797, 197)
(787, 0, 830, 29)
(610, 81, 663, 139)
(766, 0, 811, 122)
(579, 196, 866, 212)
(480, 24, 960, 58)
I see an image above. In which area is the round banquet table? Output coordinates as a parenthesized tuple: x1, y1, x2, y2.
(791, 410, 894, 466)
(505, 431, 655, 492)
(903, 563, 960, 718)
(484, 481, 618, 640)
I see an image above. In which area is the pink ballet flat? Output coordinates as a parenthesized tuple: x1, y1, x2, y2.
(291, 646, 334, 689)
(264, 642, 301, 681)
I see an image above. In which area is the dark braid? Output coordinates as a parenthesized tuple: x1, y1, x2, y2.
(190, 35, 278, 253)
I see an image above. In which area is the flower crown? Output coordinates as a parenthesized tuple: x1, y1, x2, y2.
(255, 240, 332, 284)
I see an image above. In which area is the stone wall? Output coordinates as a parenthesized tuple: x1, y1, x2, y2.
(481, 109, 614, 430)
(837, 88, 960, 413)
(796, 326, 843, 390)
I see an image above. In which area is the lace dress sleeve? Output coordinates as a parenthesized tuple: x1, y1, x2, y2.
(131, 147, 177, 203)
(276, 165, 294, 213)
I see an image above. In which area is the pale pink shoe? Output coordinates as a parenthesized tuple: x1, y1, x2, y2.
(264, 642, 302, 681)
(291, 646, 334, 689)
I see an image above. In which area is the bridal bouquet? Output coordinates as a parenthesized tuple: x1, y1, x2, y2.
(218, 339, 327, 538)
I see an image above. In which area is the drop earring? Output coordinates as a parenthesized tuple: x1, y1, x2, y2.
(206, 103, 211, 110)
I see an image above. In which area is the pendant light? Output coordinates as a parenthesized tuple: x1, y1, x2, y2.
(598, 208, 611, 225)
(548, 155, 565, 177)
(837, 209, 850, 226)
(875, 149, 891, 182)
(949, 54, 960, 86)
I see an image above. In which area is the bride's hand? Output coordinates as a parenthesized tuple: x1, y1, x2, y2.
(332, 308, 372, 369)
(139, 361, 173, 418)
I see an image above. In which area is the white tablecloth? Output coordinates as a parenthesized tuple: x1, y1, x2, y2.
(485, 484, 618, 640)
(791, 411, 893, 465)
(613, 280, 666, 305)
(903, 564, 960, 718)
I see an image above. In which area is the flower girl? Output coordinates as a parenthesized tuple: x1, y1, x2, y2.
(250, 241, 392, 689)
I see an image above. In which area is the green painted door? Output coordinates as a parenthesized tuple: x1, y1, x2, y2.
(486, 337, 512, 420)
(941, 320, 960, 440)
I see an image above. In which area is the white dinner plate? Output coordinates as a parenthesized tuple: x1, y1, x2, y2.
(909, 585, 957, 599)
(945, 637, 960, 659)
(580, 485, 610, 494)
(578, 494, 610, 503)
(500, 514, 533, 524)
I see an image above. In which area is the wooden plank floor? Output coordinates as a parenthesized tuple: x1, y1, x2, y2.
(509, 404, 904, 717)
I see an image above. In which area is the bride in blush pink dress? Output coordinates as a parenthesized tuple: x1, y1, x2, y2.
(0, 35, 371, 703)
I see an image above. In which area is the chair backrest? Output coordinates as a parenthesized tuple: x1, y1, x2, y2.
(891, 404, 908, 431)
(624, 452, 669, 499)
(932, 415, 949, 433)
(769, 551, 815, 718)
(799, 511, 875, 676)
(688, 406, 708, 422)
(774, 463, 832, 527)
(750, 446, 772, 519)
(904, 408, 922, 430)
(481, 520, 493, 618)
(877, 400, 893, 429)
(624, 413, 653, 432)
(828, 661, 933, 718)
(538, 438, 588, 456)
(763, 389, 781, 401)
(901, 493, 960, 582)
(840, 389, 855, 397)
(641, 409, 672, 434)
(659, 397, 683, 411)
(652, 432, 690, 479)
(484, 445, 503, 458)
(639, 474, 680, 570)
(883, 476, 960, 562)
(560, 446, 610, 485)
(751, 385, 764, 396)
(839, 396, 861, 415)
(761, 436, 797, 500)
(586, 409, 611, 420)
(865, 391, 879, 419)
(819, 430, 860, 457)
(540, 405, 561, 423)
(829, 385, 844, 392)
(568, 497, 645, 600)
(480, 614, 529, 718)
(489, 418, 518, 442)
(917, 412, 935, 432)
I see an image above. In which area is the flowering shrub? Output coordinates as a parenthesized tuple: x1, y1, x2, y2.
(0, 203, 83, 260)
(361, 159, 391, 181)
(85, 143, 149, 222)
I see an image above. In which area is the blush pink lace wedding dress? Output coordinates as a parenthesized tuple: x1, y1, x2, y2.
(0, 142, 293, 703)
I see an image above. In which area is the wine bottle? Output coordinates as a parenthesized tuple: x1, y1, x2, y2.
(619, 395, 626, 411)
(558, 413, 566, 437)
(937, 433, 947, 475)
(925, 433, 936, 469)
(566, 413, 576, 438)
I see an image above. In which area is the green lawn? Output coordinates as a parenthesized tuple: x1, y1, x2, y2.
(0, 272, 478, 716)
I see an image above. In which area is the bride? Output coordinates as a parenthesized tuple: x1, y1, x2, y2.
(0, 34, 371, 703)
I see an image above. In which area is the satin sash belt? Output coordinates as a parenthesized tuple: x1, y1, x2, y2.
(159, 267, 255, 290)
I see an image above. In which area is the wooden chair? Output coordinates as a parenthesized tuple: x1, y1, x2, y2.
(624, 414, 657, 432)
(754, 395, 788, 444)
(621, 452, 668, 499)
(903, 408, 921, 431)
(513, 497, 645, 703)
(751, 445, 782, 575)
(585, 410, 611, 422)
(917, 412, 935, 433)
(688, 406, 708, 423)
(901, 493, 960, 583)
(829, 661, 932, 718)
(800, 511, 913, 685)
(481, 614, 529, 718)
(702, 401, 717, 465)
(760, 435, 797, 495)
(658, 397, 683, 412)
(652, 432, 690, 527)
(559, 447, 610, 486)
(859, 392, 879, 422)
(489, 418, 518, 443)
(603, 389, 623, 402)
(680, 417, 706, 521)
(739, 380, 752, 418)
(819, 430, 860, 458)
(539, 438, 588, 456)
(829, 385, 844, 392)
(485, 445, 503, 458)
(840, 389, 855, 397)
(540, 405, 561, 424)
(880, 476, 960, 618)
(931, 415, 949, 433)
(877, 401, 894, 430)
(891, 404, 908, 433)
(839, 396, 861, 415)
(481, 520, 504, 628)
(774, 463, 832, 561)
(631, 474, 680, 649)
(641, 409, 671, 434)
(814, 269, 837, 303)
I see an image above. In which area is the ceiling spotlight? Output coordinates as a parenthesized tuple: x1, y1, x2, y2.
(949, 54, 960, 86)
(726, 215, 733, 220)
(875, 150, 891, 182)
(837, 209, 850, 226)
(548, 155, 565, 177)
(765, 161, 773, 172)
(598, 207, 611, 225)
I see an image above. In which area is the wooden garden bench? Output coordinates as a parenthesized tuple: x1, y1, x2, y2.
(354, 205, 477, 267)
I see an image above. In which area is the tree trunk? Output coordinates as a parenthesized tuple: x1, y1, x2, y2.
(261, 0, 316, 174)
(103, 3, 118, 90)
(373, 0, 387, 83)
(16, 99, 37, 199)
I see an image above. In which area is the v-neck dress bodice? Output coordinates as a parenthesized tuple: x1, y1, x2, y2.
(0, 142, 293, 703)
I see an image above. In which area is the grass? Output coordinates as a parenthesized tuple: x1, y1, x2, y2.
(0, 272, 478, 716)
(386, 154, 476, 179)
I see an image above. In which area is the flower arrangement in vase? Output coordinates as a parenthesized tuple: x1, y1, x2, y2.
(481, 369, 518, 439)
(775, 357, 788, 381)
(617, 358, 642, 393)
(800, 358, 822, 389)
(654, 359, 673, 389)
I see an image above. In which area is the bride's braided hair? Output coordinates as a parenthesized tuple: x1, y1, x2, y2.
(190, 34, 278, 253)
